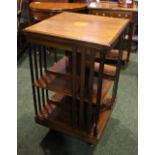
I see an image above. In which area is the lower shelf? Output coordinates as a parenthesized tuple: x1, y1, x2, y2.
(106, 49, 128, 61)
(95, 49, 128, 62)
(35, 95, 115, 144)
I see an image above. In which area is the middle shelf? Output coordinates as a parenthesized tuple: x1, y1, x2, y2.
(34, 56, 115, 104)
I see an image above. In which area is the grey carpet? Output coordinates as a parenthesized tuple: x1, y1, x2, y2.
(17, 52, 138, 155)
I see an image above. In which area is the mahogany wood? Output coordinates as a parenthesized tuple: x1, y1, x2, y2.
(30, 2, 87, 12)
(24, 12, 129, 48)
(24, 12, 129, 145)
(29, 2, 88, 22)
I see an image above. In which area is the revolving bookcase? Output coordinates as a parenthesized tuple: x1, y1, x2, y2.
(24, 12, 129, 145)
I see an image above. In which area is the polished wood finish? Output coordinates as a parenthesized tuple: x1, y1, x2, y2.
(24, 12, 129, 145)
(30, 2, 87, 12)
(88, 1, 138, 63)
(95, 49, 128, 62)
(24, 12, 129, 48)
(29, 2, 87, 22)
(34, 56, 113, 105)
(106, 49, 128, 61)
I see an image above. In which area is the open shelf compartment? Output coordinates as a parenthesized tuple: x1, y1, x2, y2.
(34, 56, 114, 104)
(35, 93, 115, 144)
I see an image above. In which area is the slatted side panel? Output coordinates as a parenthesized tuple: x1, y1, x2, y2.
(73, 48, 107, 134)
(28, 44, 54, 116)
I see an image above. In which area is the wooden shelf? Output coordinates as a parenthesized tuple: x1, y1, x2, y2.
(49, 56, 116, 78)
(34, 56, 77, 96)
(34, 72, 113, 105)
(49, 93, 66, 104)
(47, 56, 68, 75)
(95, 49, 128, 62)
(34, 56, 113, 104)
(37, 93, 113, 120)
(100, 93, 113, 110)
(35, 98, 92, 142)
(36, 94, 115, 144)
(89, 79, 113, 104)
(106, 49, 128, 61)
(93, 62, 116, 80)
(97, 100, 115, 139)
(34, 72, 75, 96)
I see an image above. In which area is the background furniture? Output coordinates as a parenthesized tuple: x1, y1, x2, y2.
(24, 12, 129, 145)
(88, 1, 138, 64)
(29, 2, 88, 23)
(17, 0, 29, 60)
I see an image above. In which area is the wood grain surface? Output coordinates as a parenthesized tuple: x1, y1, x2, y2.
(30, 2, 87, 12)
(24, 12, 129, 47)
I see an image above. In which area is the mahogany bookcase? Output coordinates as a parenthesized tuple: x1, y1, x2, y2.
(23, 12, 129, 145)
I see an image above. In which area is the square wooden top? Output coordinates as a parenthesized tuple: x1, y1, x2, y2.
(24, 12, 129, 48)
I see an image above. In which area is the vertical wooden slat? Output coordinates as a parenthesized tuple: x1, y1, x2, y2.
(87, 49, 95, 133)
(112, 34, 124, 100)
(41, 88, 45, 107)
(71, 47, 78, 128)
(39, 45, 43, 76)
(43, 45, 47, 71)
(94, 51, 106, 136)
(34, 44, 42, 112)
(39, 45, 46, 107)
(28, 43, 38, 115)
(43, 45, 49, 102)
(79, 49, 86, 129)
(34, 45, 39, 80)
(46, 90, 49, 103)
(67, 52, 72, 73)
